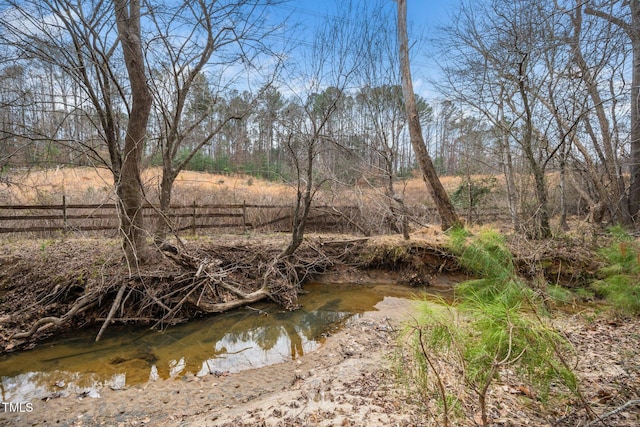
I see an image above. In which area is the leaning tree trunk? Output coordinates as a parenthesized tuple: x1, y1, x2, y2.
(114, 0, 153, 263)
(397, 0, 461, 231)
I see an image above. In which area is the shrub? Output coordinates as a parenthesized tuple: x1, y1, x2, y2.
(591, 226, 640, 316)
(398, 229, 584, 426)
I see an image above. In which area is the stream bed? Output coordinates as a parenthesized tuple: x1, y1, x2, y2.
(0, 282, 430, 403)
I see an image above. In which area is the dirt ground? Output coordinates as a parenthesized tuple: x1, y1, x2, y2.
(2, 294, 640, 427)
(1, 296, 423, 427)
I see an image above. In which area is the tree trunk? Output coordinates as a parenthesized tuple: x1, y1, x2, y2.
(280, 136, 315, 258)
(582, 2, 633, 225)
(397, 0, 461, 231)
(630, 2, 640, 221)
(155, 168, 176, 242)
(516, 51, 551, 239)
(384, 156, 410, 239)
(559, 141, 570, 231)
(114, 0, 153, 262)
(498, 93, 520, 231)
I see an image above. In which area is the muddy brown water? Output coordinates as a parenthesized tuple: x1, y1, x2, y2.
(0, 282, 437, 403)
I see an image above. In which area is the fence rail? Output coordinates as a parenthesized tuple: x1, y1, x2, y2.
(0, 197, 364, 235)
(0, 197, 512, 236)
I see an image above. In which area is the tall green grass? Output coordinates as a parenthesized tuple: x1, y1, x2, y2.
(591, 225, 640, 316)
(398, 228, 584, 426)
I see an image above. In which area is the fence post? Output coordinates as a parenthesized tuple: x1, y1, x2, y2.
(192, 200, 197, 235)
(62, 195, 68, 232)
(242, 200, 247, 232)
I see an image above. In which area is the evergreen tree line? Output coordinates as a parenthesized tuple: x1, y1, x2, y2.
(0, 0, 639, 242)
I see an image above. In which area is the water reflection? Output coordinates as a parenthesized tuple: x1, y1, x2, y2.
(0, 282, 423, 402)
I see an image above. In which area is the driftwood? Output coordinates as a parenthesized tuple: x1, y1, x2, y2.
(188, 288, 270, 313)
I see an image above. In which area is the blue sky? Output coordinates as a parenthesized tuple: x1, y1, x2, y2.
(278, 0, 456, 27)
(269, 0, 458, 98)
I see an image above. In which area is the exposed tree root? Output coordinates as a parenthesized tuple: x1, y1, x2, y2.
(1, 233, 597, 352)
(2, 235, 370, 352)
(12, 295, 97, 340)
(95, 283, 127, 342)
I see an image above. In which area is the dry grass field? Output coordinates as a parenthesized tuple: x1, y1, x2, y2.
(0, 166, 462, 215)
(0, 167, 470, 207)
(0, 167, 531, 235)
(0, 167, 300, 206)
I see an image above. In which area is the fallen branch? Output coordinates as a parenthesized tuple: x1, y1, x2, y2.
(95, 317, 156, 322)
(585, 400, 640, 427)
(12, 296, 96, 340)
(95, 283, 127, 342)
(187, 288, 270, 313)
(145, 287, 172, 312)
(153, 282, 201, 329)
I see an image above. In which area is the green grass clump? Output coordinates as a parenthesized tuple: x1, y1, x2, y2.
(450, 228, 534, 308)
(398, 228, 584, 426)
(546, 284, 574, 304)
(591, 226, 640, 316)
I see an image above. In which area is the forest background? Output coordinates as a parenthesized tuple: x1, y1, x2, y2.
(0, 0, 638, 246)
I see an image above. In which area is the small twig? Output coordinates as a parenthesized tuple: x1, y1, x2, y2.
(245, 306, 269, 316)
(145, 287, 171, 312)
(416, 323, 450, 427)
(584, 400, 640, 427)
(153, 282, 201, 329)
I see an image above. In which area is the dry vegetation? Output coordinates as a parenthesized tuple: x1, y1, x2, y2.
(0, 167, 531, 239)
(0, 167, 576, 230)
(0, 167, 475, 238)
(0, 166, 465, 206)
(0, 167, 298, 206)
(1, 168, 639, 426)
(0, 168, 484, 205)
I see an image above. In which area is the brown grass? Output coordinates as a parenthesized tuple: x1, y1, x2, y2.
(0, 167, 522, 236)
(0, 167, 568, 230)
(1, 167, 467, 207)
(0, 167, 299, 206)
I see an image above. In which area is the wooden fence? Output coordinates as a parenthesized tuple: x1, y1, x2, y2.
(0, 197, 512, 236)
(0, 197, 364, 235)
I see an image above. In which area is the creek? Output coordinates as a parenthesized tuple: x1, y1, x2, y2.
(0, 282, 435, 403)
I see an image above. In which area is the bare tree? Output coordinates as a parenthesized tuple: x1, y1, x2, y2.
(145, 0, 284, 241)
(358, 85, 411, 238)
(276, 0, 382, 256)
(113, 0, 153, 262)
(585, 0, 639, 222)
(0, 0, 157, 255)
(436, 0, 585, 237)
(396, 0, 461, 231)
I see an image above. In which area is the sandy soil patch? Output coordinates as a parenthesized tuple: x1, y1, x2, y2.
(2, 295, 639, 427)
(1, 297, 422, 427)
